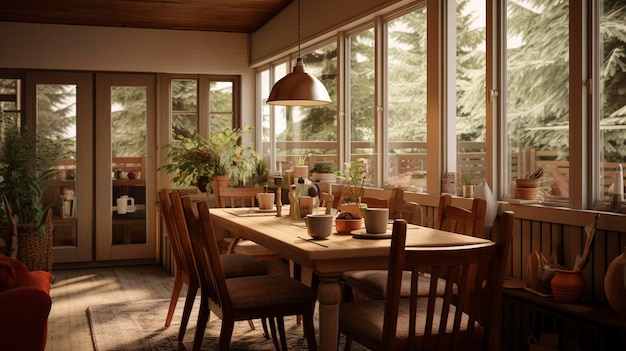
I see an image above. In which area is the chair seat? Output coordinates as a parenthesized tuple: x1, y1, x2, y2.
(227, 274, 317, 310)
(221, 253, 268, 278)
(343, 270, 450, 300)
(339, 298, 483, 349)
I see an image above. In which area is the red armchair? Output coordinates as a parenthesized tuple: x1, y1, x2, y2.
(0, 254, 53, 351)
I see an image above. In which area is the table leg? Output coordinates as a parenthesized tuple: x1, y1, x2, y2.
(317, 275, 342, 351)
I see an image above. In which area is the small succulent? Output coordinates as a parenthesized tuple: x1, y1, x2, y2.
(337, 211, 361, 220)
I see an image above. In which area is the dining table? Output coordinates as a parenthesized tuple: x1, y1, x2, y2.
(208, 206, 492, 351)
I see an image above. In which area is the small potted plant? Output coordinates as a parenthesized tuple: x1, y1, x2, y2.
(293, 155, 309, 181)
(410, 171, 427, 191)
(335, 210, 363, 234)
(461, 173, 474, 198)
(310, 162, 336, 182)
(335, 158, 366, 216)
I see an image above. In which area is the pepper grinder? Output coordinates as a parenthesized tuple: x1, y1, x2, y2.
(274, 176, 283, 217)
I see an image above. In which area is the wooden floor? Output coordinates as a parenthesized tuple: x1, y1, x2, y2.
(46, 264, 179, 351)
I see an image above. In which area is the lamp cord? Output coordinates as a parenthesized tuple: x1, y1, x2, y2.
(297, 0, 301, 59)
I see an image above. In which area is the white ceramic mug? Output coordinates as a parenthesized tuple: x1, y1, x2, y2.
(256, 192, 275, 210)
(363, 208, 389, 234)
(305, 214, 334, 239)
(116, 195, 135, 214)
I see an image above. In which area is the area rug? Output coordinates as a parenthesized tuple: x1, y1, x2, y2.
(87, 297, 367, 351)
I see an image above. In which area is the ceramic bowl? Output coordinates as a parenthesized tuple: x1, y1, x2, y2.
(516, 187, 539, 200)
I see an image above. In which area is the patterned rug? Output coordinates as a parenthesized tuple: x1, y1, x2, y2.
(87, 297, 367, 351)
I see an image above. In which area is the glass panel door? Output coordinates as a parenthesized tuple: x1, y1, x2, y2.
(25, 72, 94, 263)
(96, 73, 156, 261)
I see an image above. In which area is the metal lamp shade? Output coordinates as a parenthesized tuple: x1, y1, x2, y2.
(267, 58, 331, 106)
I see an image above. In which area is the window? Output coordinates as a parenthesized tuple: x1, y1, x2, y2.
(168, 75, 240, 142)
(386, 7, 428, 189)
(597, 0, 626, 205)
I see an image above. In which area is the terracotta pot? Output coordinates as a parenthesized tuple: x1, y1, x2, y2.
(604, 246, 626, 319)
(551, 269, 585, 303)
(335, 219, 363, 234)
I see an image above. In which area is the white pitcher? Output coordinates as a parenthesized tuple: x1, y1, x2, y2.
(116, 195, 135, 214)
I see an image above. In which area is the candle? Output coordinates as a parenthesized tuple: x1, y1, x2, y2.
(616, 164, 624, 201)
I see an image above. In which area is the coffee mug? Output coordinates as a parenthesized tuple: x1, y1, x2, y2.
(305, 214, 334, 239)
(256, 192, 275, 210)
(116, 195, 135, 215)
(363, 208, 389, 234)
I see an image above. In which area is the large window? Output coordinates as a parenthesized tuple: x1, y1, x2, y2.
(256, 0, 626, 210)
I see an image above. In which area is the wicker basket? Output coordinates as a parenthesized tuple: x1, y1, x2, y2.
(16, 210, 53, 272)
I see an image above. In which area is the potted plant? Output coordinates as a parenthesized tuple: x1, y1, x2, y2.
(0, 121, 68, 271)
(293, 155, 309, 181)
(335, 158, 367, 216)
(410, 171, 427, 191)
(335, 210, 363, 234)
(310, 162, 336, 182)
(161, 126, 259, 193)
(461, 173, 474, 198)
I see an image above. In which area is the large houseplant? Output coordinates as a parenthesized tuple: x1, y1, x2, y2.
(161, 126, 259, 192)
(0, 121, 68, 271)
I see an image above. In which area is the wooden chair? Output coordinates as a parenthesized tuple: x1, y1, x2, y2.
(436, 193, 487, 238)
(343, 194, 486, 301)
(217, 187, 282, 260)
(391, 201, 425, 226)
(360, 196, 389, 210)
(218, 187, 264, 208)
(340, 212, 514, 351)
(161, 190, 268, 340)
(176, 194, 318, 351)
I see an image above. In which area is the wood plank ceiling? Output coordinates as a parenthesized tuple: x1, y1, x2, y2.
(0, 0, 292, 33)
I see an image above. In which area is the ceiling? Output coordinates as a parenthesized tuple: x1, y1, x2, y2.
(0, 0, 292, 33)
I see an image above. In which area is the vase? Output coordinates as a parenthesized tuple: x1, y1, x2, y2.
(211, 175, 230, 207)
(551, 269, 585, 303)
(462, 184, 474, 198)
(604, 246, 626, 319)
(196, 176, 210, 193)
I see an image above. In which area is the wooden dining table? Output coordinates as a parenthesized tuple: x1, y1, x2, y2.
(209, 207, 492, 351)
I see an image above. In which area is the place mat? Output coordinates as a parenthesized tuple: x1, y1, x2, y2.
(351, 229, 393, 239)
(226, 208, 277, 217)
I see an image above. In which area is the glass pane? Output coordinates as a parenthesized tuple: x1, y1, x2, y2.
(386, 8, 428, 190)
(111, 86, 147, 245)
(172, 79, 198, 140)
(208, 81, 234, 134)
(349, 28, 376, 185)
(598, 0, 626, 204)
(506, 1, 569, 203)
(271, 62, 289, 171)
(455, 0, 486, 190)
(260, 69, 271, 162)
(37, 84, 78, 247)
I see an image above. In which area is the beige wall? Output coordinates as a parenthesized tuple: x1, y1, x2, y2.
(0, 21, 257, 127)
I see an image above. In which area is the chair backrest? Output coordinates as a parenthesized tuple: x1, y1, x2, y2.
(391, 201, 425, 226)
(170, 191, 229, 312)
(159, 189, 196, 282)
(360, 196, 389, 209)
(435, 193, 487, 237)
(381, 212, 514, 350)
(218, 187, 264, 208)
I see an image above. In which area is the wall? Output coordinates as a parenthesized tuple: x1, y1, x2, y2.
(0, 21, 257, 127)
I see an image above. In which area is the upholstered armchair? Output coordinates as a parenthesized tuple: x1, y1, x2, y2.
(0, 254, 53, 351)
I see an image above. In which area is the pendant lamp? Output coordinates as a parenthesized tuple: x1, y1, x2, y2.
(266, 0, 332, 106)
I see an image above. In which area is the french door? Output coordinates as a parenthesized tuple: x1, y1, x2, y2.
(25, 72, 157, 264)
(95, 73, 157, 261)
